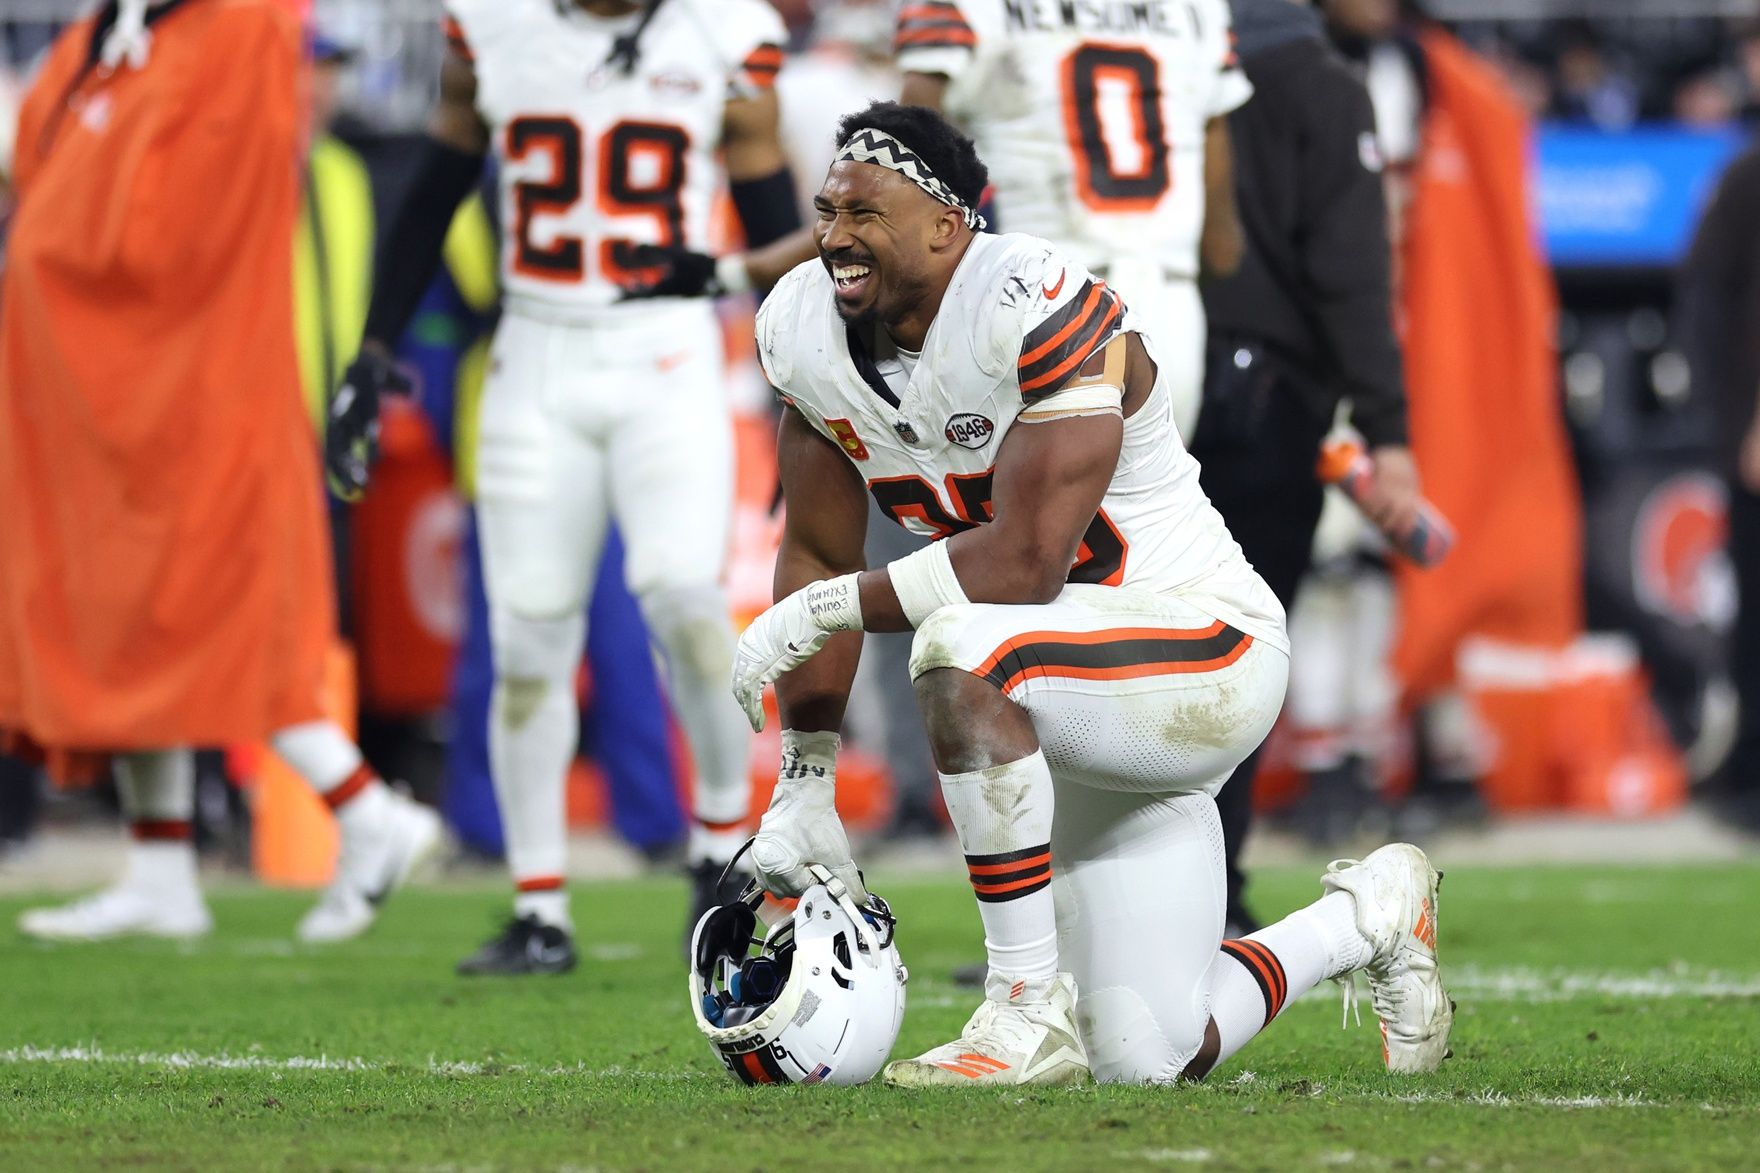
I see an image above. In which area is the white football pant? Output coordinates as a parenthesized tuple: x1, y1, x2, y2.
(912, 583, 1295, 1080)
(475, 304, 750, 916)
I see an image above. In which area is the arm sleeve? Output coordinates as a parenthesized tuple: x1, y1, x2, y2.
(361, 140, 485, 348)
(1295, 66, 1409, 448)
(895, 0, 980, 82)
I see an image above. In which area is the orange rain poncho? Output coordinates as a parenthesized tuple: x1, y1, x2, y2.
(0, 0, 332, 751)
(1392, 28, 1584, 699)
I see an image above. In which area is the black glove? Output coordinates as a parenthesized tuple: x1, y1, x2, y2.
(326, 349, 409, 502)
(616, 244, 728, 299)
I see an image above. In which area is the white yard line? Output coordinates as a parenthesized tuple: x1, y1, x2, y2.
(1426, 963, 1760, 1001)
(0, 1046, 710, 1080)
(912, 965, 1760, 1006)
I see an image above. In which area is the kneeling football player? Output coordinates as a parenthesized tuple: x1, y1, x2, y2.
(731, 102, 1453, 1085)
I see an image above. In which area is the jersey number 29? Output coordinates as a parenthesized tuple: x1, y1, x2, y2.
(505, 116, 688, 285)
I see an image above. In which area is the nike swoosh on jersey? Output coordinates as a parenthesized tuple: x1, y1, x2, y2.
(1041, 269, 1066, 300)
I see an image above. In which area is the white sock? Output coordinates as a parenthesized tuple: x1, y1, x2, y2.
(688, 823, 747, 867)
(940, 751, 1059, 1002)
(270, 719, 390, 834)
(115, 749, 199, 896)
(645, 587, 751, 837)
(490, 611, 583, 933)
(1210, 891, 1369, 1066)
(514, 885, 569, 930)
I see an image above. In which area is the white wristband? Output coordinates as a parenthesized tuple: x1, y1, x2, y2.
(886, 540, 970, 628)
(715, 253, 754, 296)
(779, 728, 840, 788)
(803, 573, 863, 633)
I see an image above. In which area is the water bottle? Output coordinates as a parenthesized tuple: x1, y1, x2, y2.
(1315, 440, 1454, 567)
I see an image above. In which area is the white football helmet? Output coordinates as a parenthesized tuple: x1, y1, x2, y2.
(689, 865, 907, 1086)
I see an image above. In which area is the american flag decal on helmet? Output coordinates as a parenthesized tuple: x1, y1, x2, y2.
(802, 1063, 833, 1085)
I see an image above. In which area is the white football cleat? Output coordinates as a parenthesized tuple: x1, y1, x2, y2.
(18, 884, 212, 942)
(297, 790, 443, 944)
(1321, 843, 1453, 1074)
(883, 972, 1089, 1087)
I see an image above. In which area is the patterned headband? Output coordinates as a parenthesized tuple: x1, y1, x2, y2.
(835, 127, 986, 231)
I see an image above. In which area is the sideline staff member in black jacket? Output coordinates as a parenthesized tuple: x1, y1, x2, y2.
(1193, 0, 1419, 933)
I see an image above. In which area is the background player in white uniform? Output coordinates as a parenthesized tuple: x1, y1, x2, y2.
(731, 102, 1452, 1084)
(895, 0, 1250, 436)
(329, 0, 802, 975)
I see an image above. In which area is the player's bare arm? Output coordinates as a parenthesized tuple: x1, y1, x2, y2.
(900, 70, 950, 110)
(722, 87, 820, 288)
(619, 83, 813, 298)
(770, 407, 870, 735)
(1200, 116, 1243, 277)
(855, 335, 1147, 630)
(327, 45, 489, 500)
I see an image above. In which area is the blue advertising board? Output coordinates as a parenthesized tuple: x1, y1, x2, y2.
(1536, 125, 1748, 269)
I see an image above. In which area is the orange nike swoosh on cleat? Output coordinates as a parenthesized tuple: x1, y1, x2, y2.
(656, 350, 691, 372)
(1041, 269, 1066, 300)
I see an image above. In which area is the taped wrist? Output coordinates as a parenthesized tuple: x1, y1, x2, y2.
(362, 139, 485, 347)
(778, 729, 840, 792)
(803, 573, 862, 633)
(729, 167, 802, 248)
(887, 540, 970, 628)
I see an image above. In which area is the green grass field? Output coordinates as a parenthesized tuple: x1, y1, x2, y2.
(2, 861, 1757, 1171)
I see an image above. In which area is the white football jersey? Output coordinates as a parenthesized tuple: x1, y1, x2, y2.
(756, 233, 1286, 649)
(894, 0, 1250, 278)
(445, 0, 786, 318)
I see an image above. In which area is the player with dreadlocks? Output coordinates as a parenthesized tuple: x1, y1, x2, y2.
(331, 0, 806, 976)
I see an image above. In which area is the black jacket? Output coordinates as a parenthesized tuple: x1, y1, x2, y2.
(1201, 0, 1408, 448)
(1679, 138, 1760, 473)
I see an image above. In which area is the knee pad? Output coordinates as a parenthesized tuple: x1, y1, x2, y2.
(907, 604, 987, 682)
(1077, 984, 1204, 1085)
(641, 584, 735, 683)
(490, 608, 584, 683)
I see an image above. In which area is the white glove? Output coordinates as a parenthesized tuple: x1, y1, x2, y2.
(731, 574, 862, 731)
(751, 730, 867, 902)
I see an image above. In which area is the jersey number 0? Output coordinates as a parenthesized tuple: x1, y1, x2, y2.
(1061, 43, 1171, 212)
(505, 116, 689, 285)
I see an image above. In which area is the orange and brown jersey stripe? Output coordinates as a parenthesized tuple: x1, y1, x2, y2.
(1222, 938, 1289, 1023)
(966, 844, 1052, 903)
(894, 1, 978, 51)
(1017, 279, 1125, 399)
(441, 15, 474, 62)
(739, 43, 784, 90)
(725, 1043, 789, 1085)
(974, 621, 1253, 696)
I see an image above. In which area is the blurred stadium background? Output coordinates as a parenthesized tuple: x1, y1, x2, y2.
(1, 0, 1758, 893)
